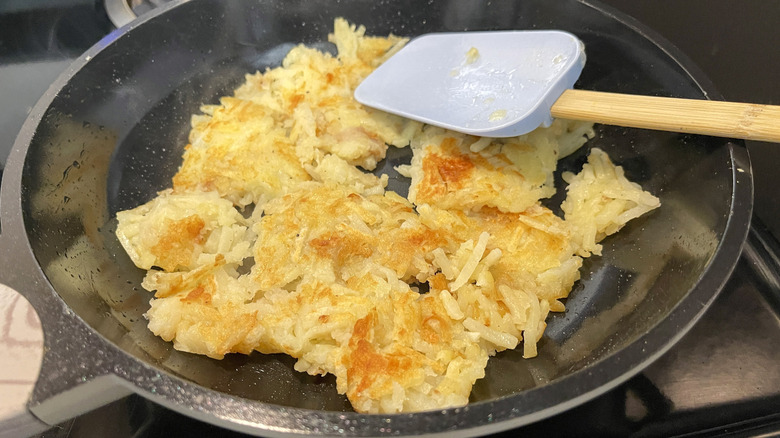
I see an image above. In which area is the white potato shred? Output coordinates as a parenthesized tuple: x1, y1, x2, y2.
(115, 18, 659, 414)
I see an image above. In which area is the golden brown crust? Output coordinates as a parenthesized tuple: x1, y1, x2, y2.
(150, 215, 206, 272)
(114, 18, 655, 415)
(173, 97, 310, 206)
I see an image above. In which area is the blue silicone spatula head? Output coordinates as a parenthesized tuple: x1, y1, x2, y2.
(355, 30, 585, 137)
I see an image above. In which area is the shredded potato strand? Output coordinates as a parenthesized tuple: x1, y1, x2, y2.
(115, 18, 659, 414)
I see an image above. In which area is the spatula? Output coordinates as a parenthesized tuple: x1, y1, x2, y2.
(355, 30, 780, 142)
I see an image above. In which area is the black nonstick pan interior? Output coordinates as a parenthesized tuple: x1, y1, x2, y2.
(3, 0, 751, 435)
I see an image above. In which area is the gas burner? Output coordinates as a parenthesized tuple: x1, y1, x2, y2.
(104, 0, 174, 27)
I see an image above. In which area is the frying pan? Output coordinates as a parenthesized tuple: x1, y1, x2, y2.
(0, 0, 753, 436)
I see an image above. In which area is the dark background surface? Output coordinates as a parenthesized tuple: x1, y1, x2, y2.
(600, 0, 780, 238)
(1, 1, 779, 437)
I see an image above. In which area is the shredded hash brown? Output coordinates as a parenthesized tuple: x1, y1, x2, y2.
(115, 18, 660, 413)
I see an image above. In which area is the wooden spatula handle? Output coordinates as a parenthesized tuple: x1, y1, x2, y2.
(551, 89, 780, 143)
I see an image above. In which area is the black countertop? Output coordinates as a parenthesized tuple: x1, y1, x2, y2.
(600, 0, 780, 239)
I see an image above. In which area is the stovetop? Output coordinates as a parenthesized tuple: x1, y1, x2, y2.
(2, 1, 779, 437)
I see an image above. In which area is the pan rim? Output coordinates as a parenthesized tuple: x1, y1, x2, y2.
(0, 0, 753, 435)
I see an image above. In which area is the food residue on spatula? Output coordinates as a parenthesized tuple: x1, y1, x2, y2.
(489, 109, 508, 121)
(115, 18, 660, 414)
(465, 46, 480, 64)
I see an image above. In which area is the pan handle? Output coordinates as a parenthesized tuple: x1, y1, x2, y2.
(0, 165, 47, 435)
(0, 163, 134, 435)
(0, 284, 49, 437)
(0, 215, 135, 436)
(0, 279, 136, 437)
